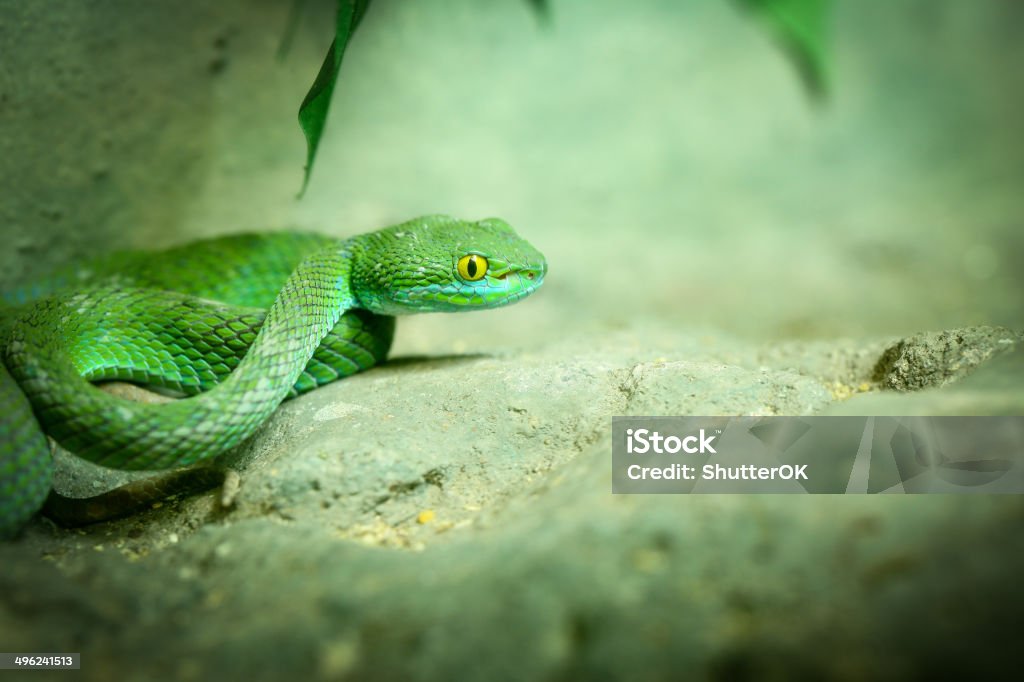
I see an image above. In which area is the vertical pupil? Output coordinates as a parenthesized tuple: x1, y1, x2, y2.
(467, 257, 477, 278)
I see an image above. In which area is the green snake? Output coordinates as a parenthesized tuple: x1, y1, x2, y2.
(0, 215, 546, 538)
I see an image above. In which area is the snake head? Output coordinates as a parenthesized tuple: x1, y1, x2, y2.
(351, 215, 547, 315)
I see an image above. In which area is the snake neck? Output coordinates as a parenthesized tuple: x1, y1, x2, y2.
(223, 245, 355, 390)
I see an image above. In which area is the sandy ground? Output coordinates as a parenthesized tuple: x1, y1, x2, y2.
(2, 0, 1023, 679)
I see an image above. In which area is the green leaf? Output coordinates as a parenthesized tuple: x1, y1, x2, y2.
(297, 0, 372, 196)
(736, 0, 830, 98)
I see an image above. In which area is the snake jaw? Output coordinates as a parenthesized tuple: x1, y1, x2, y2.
(477, 260, 547, 308)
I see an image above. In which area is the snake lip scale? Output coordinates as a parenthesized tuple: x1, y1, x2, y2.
(1, 215, 547, 537)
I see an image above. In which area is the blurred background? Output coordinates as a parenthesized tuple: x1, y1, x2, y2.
(2, 0, 1021, 353)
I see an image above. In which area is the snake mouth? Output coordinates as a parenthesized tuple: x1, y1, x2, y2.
(494, 267, 545, 305)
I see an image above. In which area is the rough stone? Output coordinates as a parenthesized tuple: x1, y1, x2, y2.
(3, 328, 1023, 681)
(872, 326, 1022, 392)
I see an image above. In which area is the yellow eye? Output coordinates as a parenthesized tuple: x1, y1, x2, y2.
(457, 254, 488, 281)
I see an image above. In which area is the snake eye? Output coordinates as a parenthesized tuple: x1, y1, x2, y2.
(457, 254, 488, 281)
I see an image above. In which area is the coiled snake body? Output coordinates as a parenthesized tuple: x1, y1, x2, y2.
(0, 215, 546, 537)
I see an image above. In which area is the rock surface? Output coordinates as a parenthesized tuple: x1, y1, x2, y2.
(872, 326, 1022, 392)
(3, 325, 1023, 681)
